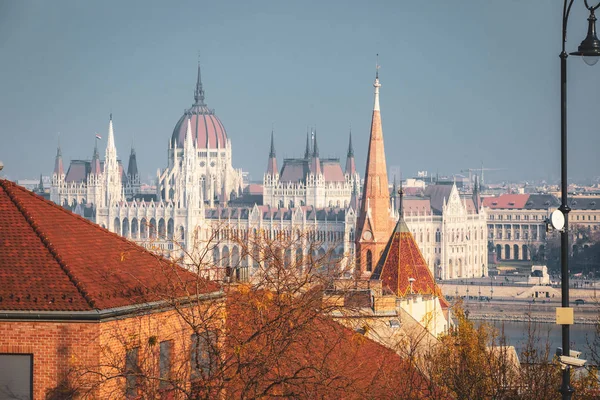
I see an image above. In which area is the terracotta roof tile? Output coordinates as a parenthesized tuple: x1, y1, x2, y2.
(371, 218, 447, 306)
(0, 179, 219, 312)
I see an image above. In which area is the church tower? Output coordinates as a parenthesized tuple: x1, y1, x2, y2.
(355, 66, 393, 277)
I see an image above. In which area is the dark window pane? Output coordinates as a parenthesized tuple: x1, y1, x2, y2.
(125, 347, 139, 398)
(191, 331, 217, 379)
(159, 341, 172, 388)
(0, 354, 33, 400)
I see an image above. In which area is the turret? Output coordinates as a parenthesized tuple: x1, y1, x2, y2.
(53, 142, 64, 178)
(91, 140, 101, 176)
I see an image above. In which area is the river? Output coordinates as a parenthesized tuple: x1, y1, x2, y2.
(483, 321, 598, 361)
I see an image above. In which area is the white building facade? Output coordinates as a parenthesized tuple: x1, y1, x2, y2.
(401, 182, 488, 280)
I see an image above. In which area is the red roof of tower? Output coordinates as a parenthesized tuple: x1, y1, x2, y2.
(0, 179, 219, 312)
(371, 217, 447, 307)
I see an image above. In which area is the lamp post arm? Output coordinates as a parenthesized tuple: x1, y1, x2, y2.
(563, 0, 576, 52)
(584, 1, 600, 12)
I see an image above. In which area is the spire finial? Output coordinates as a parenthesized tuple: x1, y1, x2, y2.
(194, 59, 206, 105)
(312, 128, 319, 157)
(398, 175, 404, 217)
(373, 55, 381, 111)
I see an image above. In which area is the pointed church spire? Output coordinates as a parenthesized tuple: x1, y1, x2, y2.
(266, 130, 278, 176)
(310, 128, 321, 175)
(269, 129, 276, 158)
(345, 130, 356, 175)
(104, 114, 122, 206)
(356, 65, 392, 277)
(194, 61, 206, 106)
(347, 129, 354, 157)
(304, 130, 311, 159)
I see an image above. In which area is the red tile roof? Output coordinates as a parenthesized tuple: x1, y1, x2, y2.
(371, 218, 447, 307)
(482, 194, 530, 209)
(0, 179, 219, 312)
(225, 290, 440, 399)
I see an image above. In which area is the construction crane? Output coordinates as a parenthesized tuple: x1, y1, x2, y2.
(461, 164, 506, 187)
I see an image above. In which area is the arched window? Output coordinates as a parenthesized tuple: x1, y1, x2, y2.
(366, 250, 373, 272)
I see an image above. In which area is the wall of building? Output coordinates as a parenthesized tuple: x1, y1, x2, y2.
(0, 303, 223, 399)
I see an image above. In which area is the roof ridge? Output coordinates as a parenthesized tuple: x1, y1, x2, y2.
(0, 180, 97, 309)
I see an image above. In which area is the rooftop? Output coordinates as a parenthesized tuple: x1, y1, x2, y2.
(0, 179, 220, 313)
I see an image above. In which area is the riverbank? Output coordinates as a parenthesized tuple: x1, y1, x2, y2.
(460, 300, 598, 325)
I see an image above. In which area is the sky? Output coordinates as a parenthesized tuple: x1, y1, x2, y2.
(1, 0, 599, 184)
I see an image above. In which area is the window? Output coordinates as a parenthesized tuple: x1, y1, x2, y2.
(0, 354, 32, 400)
(191, 331, 217, 379)
(159, 341, 173, 388)
(125, 347, 140, 398)
(366, 250, 373, 272)
(507, 232, 511, 240)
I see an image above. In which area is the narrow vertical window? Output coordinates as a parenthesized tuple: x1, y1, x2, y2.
(159, 341, 172, 389)
(366, 250, 373, 272)
(125, 347, 139, 398)
(191, 331, 217, 380)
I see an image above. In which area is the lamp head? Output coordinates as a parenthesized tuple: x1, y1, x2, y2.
(570, 8, 600, 66)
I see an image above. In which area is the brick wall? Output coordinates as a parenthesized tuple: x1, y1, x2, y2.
(0, 299, 225, 399)
(0, 321, 98, 399)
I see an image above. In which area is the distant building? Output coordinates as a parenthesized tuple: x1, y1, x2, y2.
(401, 180, 488, 280)
(483, 194, 559, 261)
(262, 130, 360, 209)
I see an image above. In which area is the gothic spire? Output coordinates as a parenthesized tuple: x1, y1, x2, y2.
(312, 128, 319, 158)
(194, 61, 206, 106)
(304, 130, 311, 159)
(345, 130, 356, 175)
(269, 129, 276, 158)
(266, 130, 278, 176)
(356, 65, 392, 277)
(347, 129, 354, 158)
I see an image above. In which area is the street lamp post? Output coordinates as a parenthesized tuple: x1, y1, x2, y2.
(559, 1, 600, 398)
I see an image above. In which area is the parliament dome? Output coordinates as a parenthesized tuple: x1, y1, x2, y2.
(171, 65, 228, 149)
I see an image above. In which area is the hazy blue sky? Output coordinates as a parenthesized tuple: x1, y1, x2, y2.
(1, 0, 599, 183)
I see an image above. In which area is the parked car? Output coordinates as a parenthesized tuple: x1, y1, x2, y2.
(574, 299, 585, 305)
